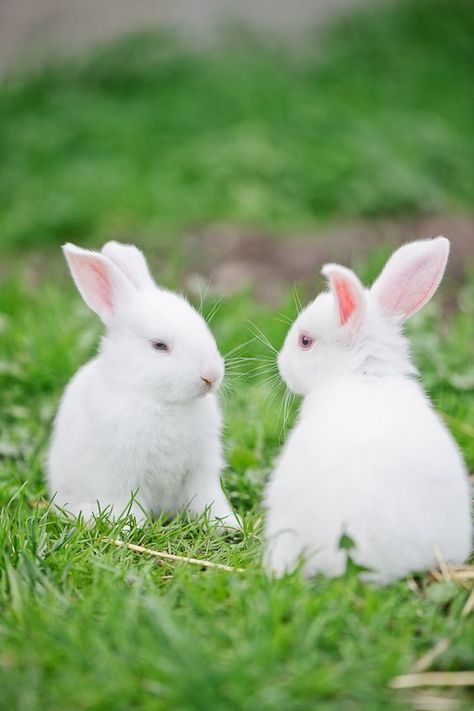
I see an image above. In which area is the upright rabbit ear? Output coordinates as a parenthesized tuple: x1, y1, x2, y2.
(322, 263, 366, 331)
(63, 243, 136, 324)
(371, 236, 450, 321)
(101, 241, 155, 290)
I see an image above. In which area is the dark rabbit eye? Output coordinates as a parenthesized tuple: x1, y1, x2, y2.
(151, 340, 169, 352)
(298, 332, 314, 350)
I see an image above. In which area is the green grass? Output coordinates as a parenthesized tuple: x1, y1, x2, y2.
(1, 0, 474, 708)
(0, 263, 473, 710)
(0, 0, 473, 248)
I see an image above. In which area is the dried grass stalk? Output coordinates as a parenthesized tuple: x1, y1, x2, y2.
(111, 538, 245, 572)
(390, 672, 474, 689)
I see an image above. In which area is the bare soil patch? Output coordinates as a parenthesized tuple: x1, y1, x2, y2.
(184, 214, 474, 304)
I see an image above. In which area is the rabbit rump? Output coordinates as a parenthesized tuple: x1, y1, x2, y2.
(47, 241, 237, 527)
(264, 237, 472, 584)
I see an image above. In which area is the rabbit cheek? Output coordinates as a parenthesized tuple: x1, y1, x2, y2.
(278, 351, 305, 396)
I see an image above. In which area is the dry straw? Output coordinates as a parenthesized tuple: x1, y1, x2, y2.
(111, 538, 245, 573)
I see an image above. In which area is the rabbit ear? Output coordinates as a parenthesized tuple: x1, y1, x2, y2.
(322, 263, 366, 330)
(371, 237, 450, 321)
(63, 243, 136, 324)
(101, 241, 155, 290)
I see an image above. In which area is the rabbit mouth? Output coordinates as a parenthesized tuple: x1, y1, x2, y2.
(199, 381, 213, 396)
(198, 374, 221, 396)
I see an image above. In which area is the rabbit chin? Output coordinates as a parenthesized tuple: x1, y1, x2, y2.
(277, 345, 358, 397)
(278, 351, 309, 397)
(150, 381, 218, 405)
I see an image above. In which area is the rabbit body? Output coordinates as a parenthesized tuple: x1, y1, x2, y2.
(47, 241, 236, 525)
(49, 359, 227, 522)
(264, 238, 472, 582)
(265, 374, 471, 584)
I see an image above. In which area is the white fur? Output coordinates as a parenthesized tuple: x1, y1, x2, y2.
(48, 241, 237, 526)
(264, 237, 472, 583)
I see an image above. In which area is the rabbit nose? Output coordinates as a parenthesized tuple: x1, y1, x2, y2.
(201, 364, 223, 389)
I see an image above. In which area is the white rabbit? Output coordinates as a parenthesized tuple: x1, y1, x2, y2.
(47, 241, 238, 526)
(264, 237, 472, 583)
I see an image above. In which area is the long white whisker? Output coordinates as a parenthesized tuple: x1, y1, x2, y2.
(205, 297, 223, 325)
(263, 378, 284, 412)
(247, 321, 278, 354)
(258, 373, 281, 388)
(197, 278, 211, 316)
(276, 387, 288, 434)
(224, 337, 258, 359)
(275, 311, 293, 326)
(225, 360, 277, 377)
(245, 362, 278, 376)
(279, 389, 292, 441)
(292, 284, 303, 313)
(225, 355, 273, 367)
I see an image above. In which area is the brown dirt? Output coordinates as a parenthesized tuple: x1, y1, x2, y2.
(0, 0, 368, 74)
(183, 214, 474, 304)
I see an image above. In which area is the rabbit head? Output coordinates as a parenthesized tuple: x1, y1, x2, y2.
(63, 241, 224, 402)
(278, 237, 450, 396)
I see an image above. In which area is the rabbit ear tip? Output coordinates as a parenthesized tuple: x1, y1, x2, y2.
(63, 242, 83, 253)
(434, 235, 450, 250)
(321, 263, 355, 281)
(321, 263, 338, 277)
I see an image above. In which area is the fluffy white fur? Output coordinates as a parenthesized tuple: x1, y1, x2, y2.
(264, 237, 472, 583)
(48, 241, 237, 526)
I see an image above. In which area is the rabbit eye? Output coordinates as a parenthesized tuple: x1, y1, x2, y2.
(298, 333, 314, 350)
(151, 340, 169, 352)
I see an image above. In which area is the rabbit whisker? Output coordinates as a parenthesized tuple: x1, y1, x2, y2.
(247, 321, 278, 354)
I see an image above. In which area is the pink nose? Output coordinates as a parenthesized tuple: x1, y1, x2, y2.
(201, 376, 215, 387)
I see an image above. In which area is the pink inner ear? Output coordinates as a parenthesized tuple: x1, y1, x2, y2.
(334, 275, 357, 325)
(87, 260, 114, 313)
(378, 251, 445, 319)
(70, 253, 114, 316)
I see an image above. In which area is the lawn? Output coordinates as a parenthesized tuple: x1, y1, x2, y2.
(0, 1, 473, 709)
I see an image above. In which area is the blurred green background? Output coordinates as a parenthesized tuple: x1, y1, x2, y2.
(0, 0, 473, 250)
(0, 1, 473, 709)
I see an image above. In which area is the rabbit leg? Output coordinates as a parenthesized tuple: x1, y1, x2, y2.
(180, 460, 240, 528)
(264, 531, 301, 578)
(54, 501, 99, 523)
(189, 482, 240, 528)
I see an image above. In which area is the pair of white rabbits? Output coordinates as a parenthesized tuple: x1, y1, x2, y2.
(48, 236, 472, 584)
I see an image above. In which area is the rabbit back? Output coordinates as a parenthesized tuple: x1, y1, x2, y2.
(264, 375, 472, 583)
